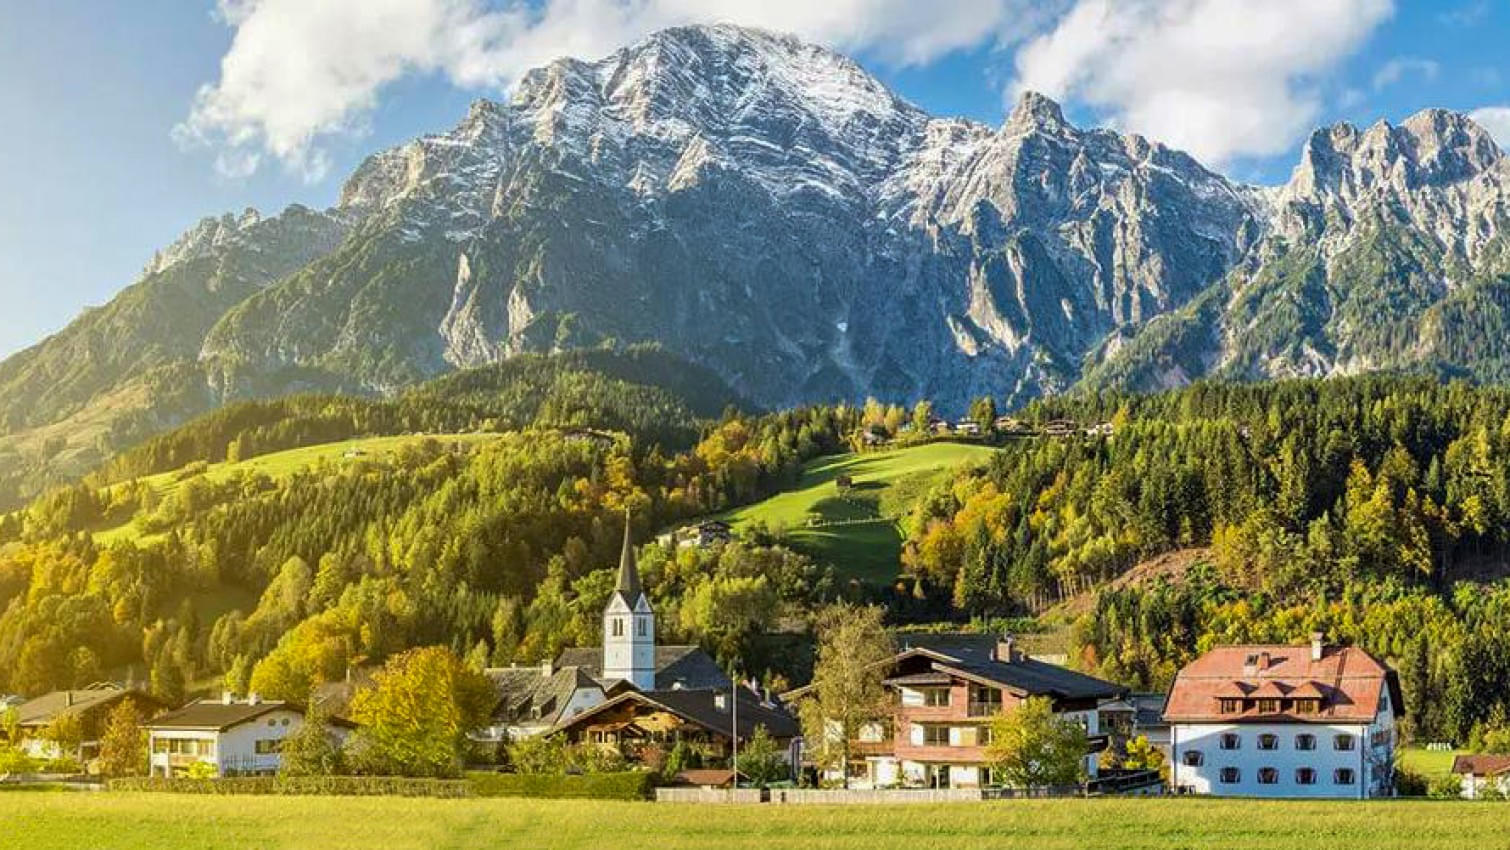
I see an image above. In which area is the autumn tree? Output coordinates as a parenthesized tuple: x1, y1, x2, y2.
(345, 646, 493, 777)
(278, 700, 343, 777)
(795, 604, 894, 788)
(734, 724, 787, 788)
(986, 697, 1088, 790)
(98, 700, 147, 777)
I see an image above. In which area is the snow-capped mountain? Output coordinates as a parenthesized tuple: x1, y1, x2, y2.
(3, 23, 1508, 505)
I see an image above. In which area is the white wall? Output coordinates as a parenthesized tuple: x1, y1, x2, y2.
(150, 707, 348, 777)
(1170, 720, 1385, 798)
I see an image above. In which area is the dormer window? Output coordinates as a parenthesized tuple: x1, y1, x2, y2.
(1294, 698, 1318, 715)
(1219, 698, 1241, 713)
(637, 618, 646, 637)
(1257, 698, 1280, 714)
(612, 618, 624, 637)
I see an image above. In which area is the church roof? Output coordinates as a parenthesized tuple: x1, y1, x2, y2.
(554, 645, 730, 692)
(609, 511, 645, 610)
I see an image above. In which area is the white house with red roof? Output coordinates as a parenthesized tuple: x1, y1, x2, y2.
(1164, 634, 1402, 799)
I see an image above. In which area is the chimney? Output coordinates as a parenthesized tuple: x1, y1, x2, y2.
(996, 634, 1018, 664)
(541, 658, 554, 677)
(222, 690, 234, 705)
(1311, 632, 1325, 662)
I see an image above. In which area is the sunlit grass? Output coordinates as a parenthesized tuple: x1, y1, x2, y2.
(1, 793, 1504, 850)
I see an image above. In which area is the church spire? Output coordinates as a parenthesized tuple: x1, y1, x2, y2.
(614, 509, 643, 606)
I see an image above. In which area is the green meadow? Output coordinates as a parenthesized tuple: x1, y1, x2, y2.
(719, 441, 997, 583)
(1, 793, 1504, 850)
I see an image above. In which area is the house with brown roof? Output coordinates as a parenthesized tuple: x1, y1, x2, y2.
(477, 514, 731, 744)
(1164, 634, 1402, 798)
(784, 633, 1123, 790)
(145, 694, 354, 777)
(11, 685, 166, 763)
(1451, 754, 1510, 799)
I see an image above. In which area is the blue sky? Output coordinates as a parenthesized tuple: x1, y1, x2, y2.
(2, 0, 1508, 359)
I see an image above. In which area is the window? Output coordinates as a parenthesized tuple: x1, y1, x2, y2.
(1182, 750, 1205, 767)
(1296, 768, 1316, 785)
(1334, 768, 1356, 785)
(636, 618, 646, 637)
(1257, 734, 1278, 750)
(254, 739, 281, 755)
(1294, 699, 1318, 715)
(1220, 733, 1241, 750)
(922, 725, 950, 746)
(1219, 698, 1241, 714)
(1257, 767, 1278, 785)
(1295, 733, 1316, 750)
(1219, 767, 1241, 784)
(923, 688, 951, 708)
(1334, 734, 1355, 751)
(266, 719, 276, 727)
(1257, 699, 1280, 714)
(611, 618, 623, 637)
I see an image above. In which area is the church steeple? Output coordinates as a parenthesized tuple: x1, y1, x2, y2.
(612, 509, 643, 608)
(602, 509, 655, 690)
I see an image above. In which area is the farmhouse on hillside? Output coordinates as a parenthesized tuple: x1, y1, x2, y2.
(551, 685, 800, 768)
(1164, 634, 1402, 798)
(785, 634, 1123, 790)
(475, 514, 737, 745)
(11, 685, 166, 763)
(146, 694, 354, 778)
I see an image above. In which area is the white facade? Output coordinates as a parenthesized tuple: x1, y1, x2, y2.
(148, 706, 348, 777)
(1170, 685, 1396, 798)
(602, 593, 655, 691)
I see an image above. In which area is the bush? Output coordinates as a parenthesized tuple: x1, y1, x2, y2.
(467, 771, 654, 800)
(0, 747, 40, 774)
(1394, 766, 1429, 797)
(1429, 773, 1464, 799)
(106, 776, 471, 797)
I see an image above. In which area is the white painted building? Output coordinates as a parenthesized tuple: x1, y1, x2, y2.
(146, 695, 352, 777)
(1165, 635, 1401, 799)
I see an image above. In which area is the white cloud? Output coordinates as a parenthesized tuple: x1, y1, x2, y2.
(1469, 107, 1510, 149)
(1372, 56, 1439, 92)
(1010, 0, 1394, 167)
(179, 0, 1045, 181)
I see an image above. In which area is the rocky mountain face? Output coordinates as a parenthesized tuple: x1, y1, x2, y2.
(2, 24, 1507, 506)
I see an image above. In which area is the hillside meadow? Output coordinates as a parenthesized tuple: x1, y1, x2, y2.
(2, 793, 1505, 850)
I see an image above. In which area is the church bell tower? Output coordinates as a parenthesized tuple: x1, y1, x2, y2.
(602, 511, 655, 690)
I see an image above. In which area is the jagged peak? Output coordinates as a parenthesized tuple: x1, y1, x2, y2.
(1287, 106, 1503, 200)
(1006, 90, 1068, 131)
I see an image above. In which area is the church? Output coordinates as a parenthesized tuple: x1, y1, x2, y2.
(478, 514, 794, 754)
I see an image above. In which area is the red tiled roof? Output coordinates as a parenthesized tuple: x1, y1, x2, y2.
(1452, 754, 1510, 776)
(1164, 644, 1399, 724)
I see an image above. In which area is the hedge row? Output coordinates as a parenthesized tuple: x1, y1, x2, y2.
(467, 772, 654, 800)
(107, 772, 654, 800)
(106, 776, 472, 797)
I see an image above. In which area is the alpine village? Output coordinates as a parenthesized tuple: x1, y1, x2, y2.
(8, 11, 1510, 850)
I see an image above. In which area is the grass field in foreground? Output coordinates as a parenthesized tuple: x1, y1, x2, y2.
(3, 793, 1507, 850)
(719, 442, 997, 584)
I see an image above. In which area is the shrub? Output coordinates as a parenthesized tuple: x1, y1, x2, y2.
(106, 776, 472, 797)
(0, 747, 40, 774)
(1429, 773, 1464, 799)
(1394, 766, 1429, 797)
(467, 771, 654, 800)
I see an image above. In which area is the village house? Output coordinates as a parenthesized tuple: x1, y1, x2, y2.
(1164, 634, 1402, 799)
(954, 419, 981, 436)
(1451, 754, 1510, 799)
(145, 694, 353, 778)
(1098, 692, 1172, 757)
(786, 634, 1123, 790)
(478, 515, 735, 745)
(10, 685, 166, 763)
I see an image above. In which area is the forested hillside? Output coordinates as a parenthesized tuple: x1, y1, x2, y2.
(0, 349, 857, 702)
(902, 376, 1510, 743)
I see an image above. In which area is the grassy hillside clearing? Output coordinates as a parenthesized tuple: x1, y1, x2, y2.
(719, 442, 997, 583)
(2, 793, 1506, 849)
(91, 432, 501, 545)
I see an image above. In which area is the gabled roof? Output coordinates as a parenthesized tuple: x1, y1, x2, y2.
(784, 633, 1122, 703)
(1453, 754, 1510, 776)
(14, 687, 161, 727)
(551, 686, 799, 741)
(554, 645, 730, 692)
(486, 665, 602, 726)
(146, 699, 356, 732)
(1163, 644, 1402, 724)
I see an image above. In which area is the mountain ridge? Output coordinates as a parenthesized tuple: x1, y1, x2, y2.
(2, 23, 1507, 507)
